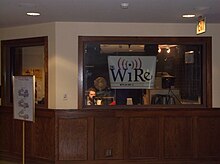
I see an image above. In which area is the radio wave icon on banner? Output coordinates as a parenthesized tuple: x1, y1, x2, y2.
(118, 57, 142, 70)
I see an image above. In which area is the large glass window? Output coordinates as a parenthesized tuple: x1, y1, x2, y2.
(79, 37, 212, 109)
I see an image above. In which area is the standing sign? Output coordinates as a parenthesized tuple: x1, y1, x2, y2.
(108, 56, 156, 89)
(13, 76, 35, 122)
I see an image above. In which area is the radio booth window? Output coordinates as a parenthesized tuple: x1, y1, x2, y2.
(80, 37, 211, 108)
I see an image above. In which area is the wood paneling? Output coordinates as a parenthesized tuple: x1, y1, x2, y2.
(58, 118, 88, 160)
(25, 121, 33, 157)
(0, 108, 55, 163)
(1, 107, 220, 164)
(0, 111, 11, 153)
(95, 117, 123, 159)
(197, 116, 220, 158)
(128, 117, 159, 159)
(12, 120, 22, 154)
(164, 116, 193, 158)
(32, 116, 55, 160)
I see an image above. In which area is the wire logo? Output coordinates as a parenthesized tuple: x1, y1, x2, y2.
(118, 57, 142, 70)
(108, 56, 156, 89)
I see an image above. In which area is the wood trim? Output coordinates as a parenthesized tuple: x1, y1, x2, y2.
(1, 36, 48, 108)
(78, 36, 84, 109)
(205, 38, 212, 107)
(78, 36, 212, 109)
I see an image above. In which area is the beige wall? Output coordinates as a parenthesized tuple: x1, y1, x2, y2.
(1, 22, 220, 108)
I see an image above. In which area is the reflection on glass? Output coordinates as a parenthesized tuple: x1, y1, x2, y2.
(84, 43, 202, 106)
(16, 46, 45, 104)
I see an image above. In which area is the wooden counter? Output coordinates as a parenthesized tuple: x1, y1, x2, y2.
(1, 106, 220, 164)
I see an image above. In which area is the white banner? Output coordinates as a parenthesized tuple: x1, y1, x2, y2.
(108, 56, 156, 89)
(13, 76, 35, 122)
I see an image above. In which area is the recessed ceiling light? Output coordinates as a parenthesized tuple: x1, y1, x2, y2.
(26, 12, 40, 16)
(182, 14, 196, 18)
(121, 2, 129, 9)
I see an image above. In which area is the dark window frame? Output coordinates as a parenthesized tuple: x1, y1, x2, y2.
(1, 36, 48, 108)
(78, 36, 212, 109)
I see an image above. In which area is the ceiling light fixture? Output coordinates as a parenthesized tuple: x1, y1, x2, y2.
(26, 12, 40, 16)
(182, 14, 195, 18)
(121, 2, 129, 9)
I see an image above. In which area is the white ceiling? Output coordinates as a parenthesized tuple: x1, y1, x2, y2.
(1, 0, 220, 28)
